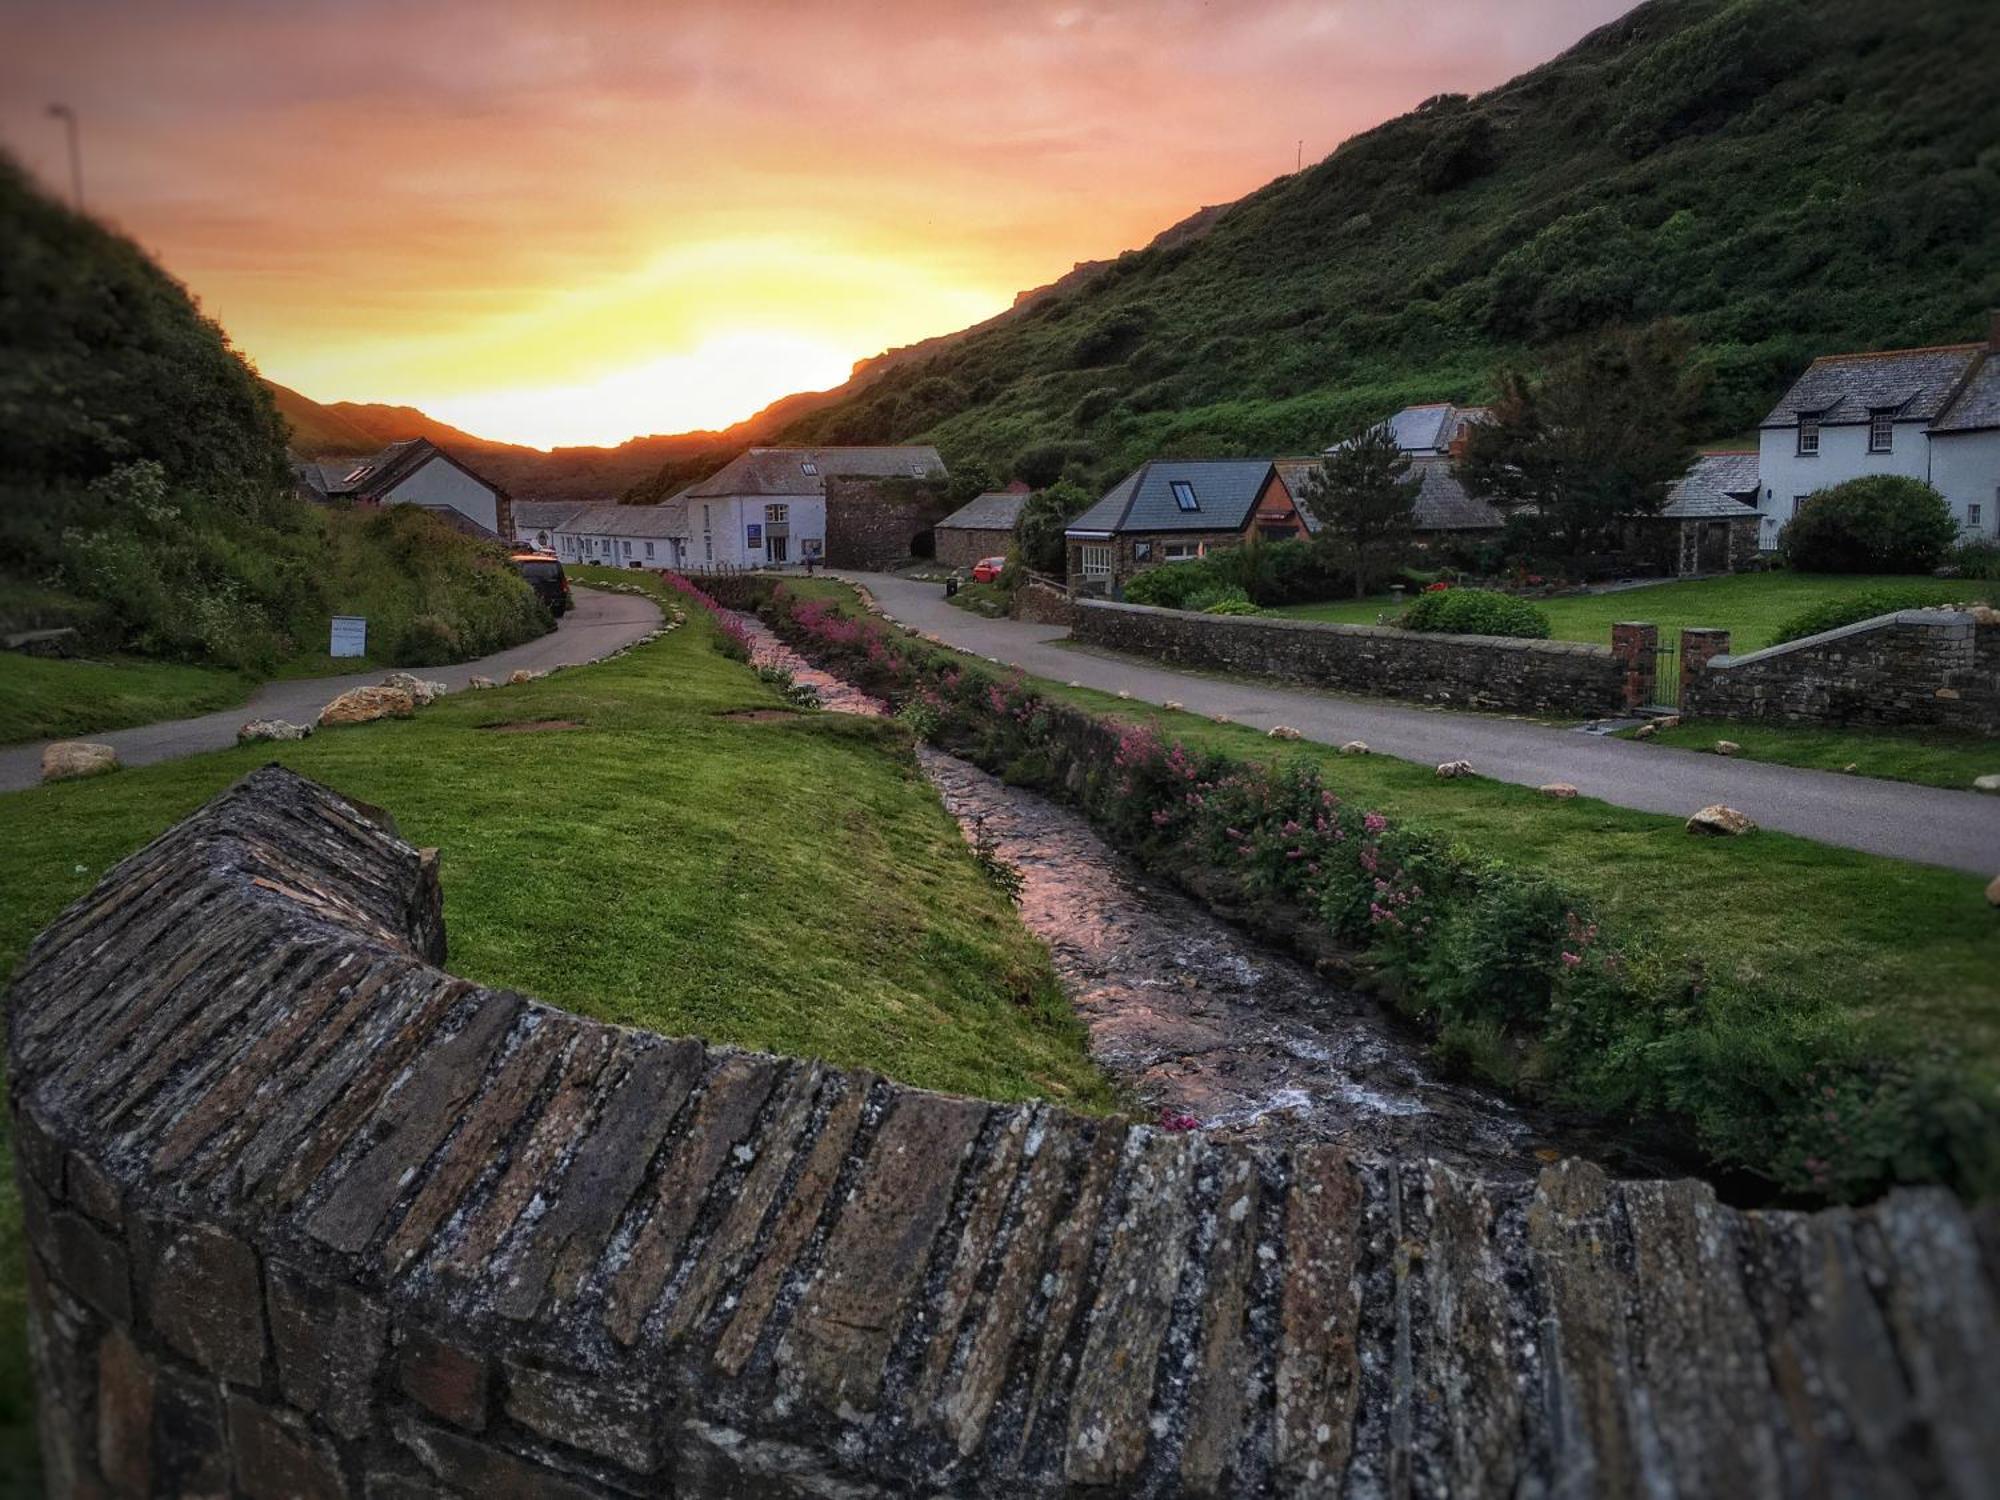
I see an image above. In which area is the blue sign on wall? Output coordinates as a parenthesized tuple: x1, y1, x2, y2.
(746, 523, 763, 547)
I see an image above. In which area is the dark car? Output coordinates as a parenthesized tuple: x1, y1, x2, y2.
(511, 551, 571, 617)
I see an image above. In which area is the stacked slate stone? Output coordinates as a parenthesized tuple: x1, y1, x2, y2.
(9, 766, 1999, 1497)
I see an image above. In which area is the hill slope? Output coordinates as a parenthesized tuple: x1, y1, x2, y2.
(632, 0, 1998, 498)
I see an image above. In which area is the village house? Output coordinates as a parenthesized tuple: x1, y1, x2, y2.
(1638, 451, 1762, 575)
(510, 500, 590, 554)
(292, 438, 513, 540)
(670, 446, 946, 569)
(1064, 459, 1306, 594)
(1757, 323, 2000, 549)
(934, 482, 1032, 569)
(1305, 403, 1508, 544)
(549, 504, 685, 568)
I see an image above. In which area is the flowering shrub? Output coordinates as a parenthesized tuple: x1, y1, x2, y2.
(747, 580, 1993, 1201)
(661, 571, 753, 659)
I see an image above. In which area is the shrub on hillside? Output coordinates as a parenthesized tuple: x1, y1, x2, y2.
(1399, 587, 1551, 638)
(1771, 586, 1974, 646)
(1777, 476, 1960, 574)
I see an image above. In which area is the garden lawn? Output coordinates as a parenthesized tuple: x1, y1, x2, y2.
(0, 575, 1115, 1494)
(0, 651, 253, 744)
(1271, 573, 1990, 653)
(1623, 718, 2000, 793)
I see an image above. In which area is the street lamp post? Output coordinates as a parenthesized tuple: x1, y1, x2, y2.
(46, 103, 83, 210)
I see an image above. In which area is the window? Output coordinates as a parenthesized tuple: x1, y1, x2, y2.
(1868, 412, 1894, 453)
(645, 541, 655, 558)
(1797, 412, 1820, 456)
(623, 540, 633, 557)
(1162, 542, 1200, 561)
(1792, 495, 1810, 518)
(1969, 503, 1983, 530)
(766, 503, 789, 524)
(800, 461, 818, 476)
(1170, 480, 1199, 511)
(1079, 544, 1113, 579)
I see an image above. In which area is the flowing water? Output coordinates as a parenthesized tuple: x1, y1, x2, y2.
(737, 612, 1630, 1178)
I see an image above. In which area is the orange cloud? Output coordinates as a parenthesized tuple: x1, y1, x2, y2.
(2, 0, 1637, 448)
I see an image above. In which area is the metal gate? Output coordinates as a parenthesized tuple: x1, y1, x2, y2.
(1646, 641, 1680, 713)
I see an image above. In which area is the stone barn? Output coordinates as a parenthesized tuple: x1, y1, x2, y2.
(934, 487, 1030, 569)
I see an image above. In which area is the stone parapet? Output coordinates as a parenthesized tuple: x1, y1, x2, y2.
(11, 766, 2000, 1496)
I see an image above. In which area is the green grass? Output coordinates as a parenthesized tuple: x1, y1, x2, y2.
(1625, 718, 2000, 791)
(947, 580, 1011, 618)
(0, 652, 254, 744)
(1271, 573, 1990, 653)
(0, 570, 1116, 1491)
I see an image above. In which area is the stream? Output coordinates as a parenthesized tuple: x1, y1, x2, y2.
(739, 612, 1634, 1179)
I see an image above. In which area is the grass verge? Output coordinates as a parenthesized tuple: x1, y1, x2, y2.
(0, 652, 254, 744)
(0, 567, 1115, 1492)
(1270, 572, 1990, 653)
(1622, 718, 2000, 792)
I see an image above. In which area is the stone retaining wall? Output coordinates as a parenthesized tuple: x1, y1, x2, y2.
(1011, 578, 1077, 628)
(1072, 599, 1636, 715)
(1683, 609, 2000, 732)
(12, 767, 2000, 1497)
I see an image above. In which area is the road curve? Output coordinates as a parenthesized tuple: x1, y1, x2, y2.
(0, 585, 661, 793)
(839, 570, 2000, 877)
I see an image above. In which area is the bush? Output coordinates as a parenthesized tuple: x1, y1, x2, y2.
(395, 613, 462, 667)
(1201, 597, 1260, 615)
(1123, 559, 1218, 610)
(1184, 582, 1252, 613)
(1771, 585, 1970, 645)
(1948, 541, 2000, 581)
(1778, 476, 1960, 574)
(1399, 587, 1552, 638)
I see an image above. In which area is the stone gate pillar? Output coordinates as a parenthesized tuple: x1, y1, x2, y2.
(1679, 627, 1731, 713)
(1611, 622, 1657, 710)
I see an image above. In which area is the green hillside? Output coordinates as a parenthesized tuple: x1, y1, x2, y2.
(632, 0, 2000, 498)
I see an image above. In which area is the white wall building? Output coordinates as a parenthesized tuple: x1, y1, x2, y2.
(294, 438, 511, 538)
(672, 446, 945, 568)
(510, 500, 589, 554)
(1756, 329, 2000, 549)
(549, 505, 686, 569)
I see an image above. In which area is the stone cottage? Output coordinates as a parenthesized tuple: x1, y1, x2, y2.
(934, 484, 1031, 569)
(1064, 459, 1305, 595)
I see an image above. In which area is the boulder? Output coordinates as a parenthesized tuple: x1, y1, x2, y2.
(1540, 783, 1579, 799)
(506, 668, 545, 686)
(1656, 715, 1681, 730)
(1116, 690, 1131, 700)
(1974, 774, 2000, 795)
(1339, 741, 1370, 756)
(41, 741, 119, 782)
(236, 719, 312, 745)
(381, 671, 448, 706)
(1436, 760, 1475, 779)
(1714, 740, 1741, 757)
(1686, 804, 1755, 837)
(1164, 701, 1184, 712)
(468, 676, 496, 690)
(1632, 723, 1658, 740)
(317, 686, 415, 728)
(1842, 762, 1858, 774)
(1268, 725, 1303, 741)
(1988, 874, 2000, 908)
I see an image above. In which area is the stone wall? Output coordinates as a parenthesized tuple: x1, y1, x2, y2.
(1072, 598, 1636, 715)
(823, 477, 949, 569)
(13, 766, 2000, 1498)
(1011, 578, 1077, 627)
(934, 526, 1013, 570)
(1683, 608, 2000, 732)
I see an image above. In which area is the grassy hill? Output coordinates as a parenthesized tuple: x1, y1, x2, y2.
(629, 0, 2000, 499)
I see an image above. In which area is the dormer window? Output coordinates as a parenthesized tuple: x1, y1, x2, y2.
(1796, 412, 1820, 457)
(800, 461, 818, 476)
(1171, 480, 1200, 512)
(1868, 411, 1894, 453)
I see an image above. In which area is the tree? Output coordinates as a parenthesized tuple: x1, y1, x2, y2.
(1455, 323, 1700, 564)
(1296, 423, 1421, 597)
(1014, 480, 1093, 576)
(1778, 476, 1959, 573)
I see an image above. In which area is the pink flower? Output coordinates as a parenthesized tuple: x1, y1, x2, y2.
(1560, 952, 1582, 968)
(1158, 1110, 1201, 1132)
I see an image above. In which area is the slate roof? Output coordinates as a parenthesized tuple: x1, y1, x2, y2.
(684, 446, 945, 499)
(1931, 352, 2000, 434)
(1661, 452, 1761, 519)
(511, 500, 592, 533)
(556, 504, 685, 539)
(1065, 459, 1276, 537)
(1277, 456, 1504, 533)
(291, 438, 507, 505)
(1760, 345, 1984, 428)
(937, 491, 1029, 531)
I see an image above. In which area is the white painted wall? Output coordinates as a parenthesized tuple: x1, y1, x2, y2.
(687, 495, 827, 567)
(1755, 419, 2000, 549)
(382, 456, 500, 534)
(1929, 430, 2000, 541)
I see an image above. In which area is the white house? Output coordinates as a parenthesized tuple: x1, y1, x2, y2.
(548, 504, 685, 569)
(1756, 327, 2000, 549)
(671, 446, 945, 568)
(294, 438, 511, 539)
(510, 500, 590, 554)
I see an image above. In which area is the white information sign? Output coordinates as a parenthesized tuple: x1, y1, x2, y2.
(329, 616, 367, 658)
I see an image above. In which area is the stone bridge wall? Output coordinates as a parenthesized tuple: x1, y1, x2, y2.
(10, 767, 2000, 1498)
(1682, 608, 2000, 732)
(1071, 599, 1634, 715)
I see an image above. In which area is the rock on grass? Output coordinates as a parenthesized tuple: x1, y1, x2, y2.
(41, 741, 119, 782)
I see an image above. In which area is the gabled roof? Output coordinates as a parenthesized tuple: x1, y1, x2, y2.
(1661, 452, 1761, 519)
(292, 438, 507, 504)
(1066, 459, 1276, 537)
(1276, 455, 1505, 532)
(1760, 345, 1984, 428)
(937, 490, 1029, 531)
(684, 446, 945, 499)
(555, 504, 685, 539)
(1337, 403, 1492, 457)
(1931, 352, 2000, 434)
(511, 500, 592, 532)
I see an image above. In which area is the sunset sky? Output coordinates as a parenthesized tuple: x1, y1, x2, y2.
(5, 0, 1634, 449)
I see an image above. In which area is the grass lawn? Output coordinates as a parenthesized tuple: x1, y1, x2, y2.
(946, 580, 1011, 618)
(1623, 718, 2000, 792)
(1271, 572, 1991, 653)
(0, 569, 1116, 1492)
(0, 651, 254, 745)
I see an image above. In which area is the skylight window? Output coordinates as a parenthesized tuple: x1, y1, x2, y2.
(1170, 480, 1199, 511)
(341, 464, 374, 484)
(800, 460, 818, 476)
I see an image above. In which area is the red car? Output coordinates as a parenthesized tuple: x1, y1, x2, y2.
(970, 555, 1008, 584)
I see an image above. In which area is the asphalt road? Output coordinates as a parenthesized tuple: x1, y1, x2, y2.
(1, 585, 661, 793)
(841, 571, 2000, 877)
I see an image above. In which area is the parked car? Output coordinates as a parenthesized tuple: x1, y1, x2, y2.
(510, 551, 571, 616)
(970, 555, 1008, 584)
